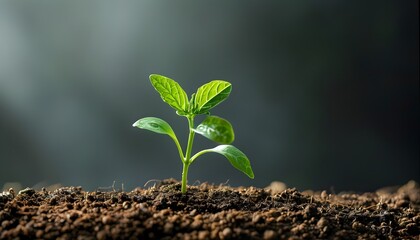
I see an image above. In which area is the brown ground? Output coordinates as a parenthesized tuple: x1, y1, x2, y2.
(0, 179, 419, 239)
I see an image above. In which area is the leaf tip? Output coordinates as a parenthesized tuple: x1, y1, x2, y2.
(149, 74, 162, 83)
(132, 120, 141, 128)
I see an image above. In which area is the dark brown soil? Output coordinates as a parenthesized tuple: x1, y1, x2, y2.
(0, 179, 419, 239)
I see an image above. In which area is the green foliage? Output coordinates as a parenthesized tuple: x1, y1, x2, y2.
(194, 116, 234, 144)
(193, 80, 232, 114)
(149, 74, 189, 115)
(196, 145, 254, 179)
(133, 74, 254, 193)
(132, 117, 176, 140)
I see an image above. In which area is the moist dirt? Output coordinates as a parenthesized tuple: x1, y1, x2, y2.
(0, 179, 419, 239)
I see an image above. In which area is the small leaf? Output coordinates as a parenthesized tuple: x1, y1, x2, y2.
(194, 116, 235, 144)
(149, 74, 189, 114)
(193, 80, 232, 114)
(132, 117, 176, 139)
(188, 93, 196, 112)
(207, 145, 254, 179)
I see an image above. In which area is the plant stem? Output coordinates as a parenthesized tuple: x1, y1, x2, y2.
(171, 136, 185, 163)
(181, 115, 195, 194)
(189, 149, 212, 164)
(181, 162, 189, 194)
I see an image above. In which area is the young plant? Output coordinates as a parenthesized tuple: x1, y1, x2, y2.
(133, 74, 254, 194)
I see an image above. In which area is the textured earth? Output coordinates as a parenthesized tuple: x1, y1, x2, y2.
(0, 179, 419, 239)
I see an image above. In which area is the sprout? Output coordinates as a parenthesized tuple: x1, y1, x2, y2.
(133, 74, 254, 194)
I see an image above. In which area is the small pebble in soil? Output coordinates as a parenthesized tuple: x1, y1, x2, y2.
(317, 217, 328, 229)
(220, 227, 232, 239)
(263, 229, 277, 240)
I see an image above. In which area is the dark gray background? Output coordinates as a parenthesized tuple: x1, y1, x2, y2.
(1, 1, 418, 192)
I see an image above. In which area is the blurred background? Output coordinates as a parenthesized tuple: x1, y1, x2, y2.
(0, 1, 418, 192)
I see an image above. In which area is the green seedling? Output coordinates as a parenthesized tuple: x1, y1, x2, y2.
(133, 74, 254, 194)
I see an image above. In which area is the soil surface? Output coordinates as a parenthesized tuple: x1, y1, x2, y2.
(0, 179, 419, 239)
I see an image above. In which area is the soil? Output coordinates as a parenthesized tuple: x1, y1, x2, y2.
(0, 179, 419, 240)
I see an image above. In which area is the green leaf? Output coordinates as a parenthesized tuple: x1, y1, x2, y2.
(193, 116, 235, 144)
(132, 117, 176, 139)
(206, 145, 254, 179)
(193, 80, 232, 114)
(149, 74, 189, 115)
